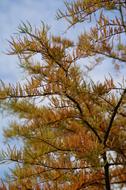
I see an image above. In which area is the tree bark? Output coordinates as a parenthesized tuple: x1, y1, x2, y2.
(103, 153, 111, 190)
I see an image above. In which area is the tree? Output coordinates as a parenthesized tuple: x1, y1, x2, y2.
(0, 0, 126, 189)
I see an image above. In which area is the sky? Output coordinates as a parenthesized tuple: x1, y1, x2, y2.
(0, 0, 65, 82)
(0, 0, 119, 84)
(0, 0, 67, 179)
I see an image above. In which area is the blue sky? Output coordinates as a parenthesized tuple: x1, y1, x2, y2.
(0, 0, 65, 82)
(0, 0, 118, 83)
(0, 0, 67, 178)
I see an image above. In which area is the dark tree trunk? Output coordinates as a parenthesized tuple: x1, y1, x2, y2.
(103, 153, 111, 190)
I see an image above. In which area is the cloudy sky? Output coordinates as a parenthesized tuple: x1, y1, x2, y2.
(0, 0, 67, 178)
(0, 0, 114, 83)
(0, 0, 65, 82)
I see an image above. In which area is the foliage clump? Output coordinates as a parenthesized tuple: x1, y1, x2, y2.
(0, 0, 126, 190)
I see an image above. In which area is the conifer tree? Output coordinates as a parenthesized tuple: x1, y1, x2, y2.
(0, 0, 126, 190)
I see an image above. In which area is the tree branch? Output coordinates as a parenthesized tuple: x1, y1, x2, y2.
(104, 88, 126, 145)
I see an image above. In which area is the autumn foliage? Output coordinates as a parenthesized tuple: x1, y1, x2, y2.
(0, 0, 126, 190)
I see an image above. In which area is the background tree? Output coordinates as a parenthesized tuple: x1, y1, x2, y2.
(0, 0, 126, 190)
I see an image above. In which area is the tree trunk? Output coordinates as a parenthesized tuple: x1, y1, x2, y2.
(103, 153, 111, 190)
